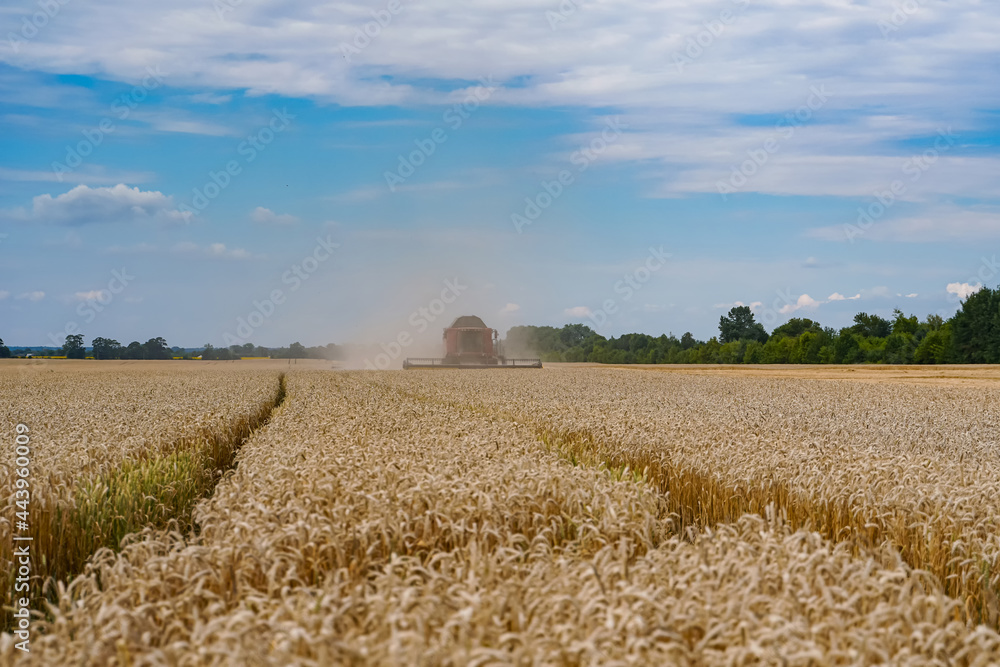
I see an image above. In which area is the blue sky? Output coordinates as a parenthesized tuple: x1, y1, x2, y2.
(1, 0, 999, 348)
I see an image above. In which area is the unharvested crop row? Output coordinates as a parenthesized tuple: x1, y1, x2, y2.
(381, 367, 1000, 627)
(11, 370, 999, 665)
(0, 364, 284, 628)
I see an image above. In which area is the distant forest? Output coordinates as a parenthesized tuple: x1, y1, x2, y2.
(0, 336, 341, 361)
(504, 286, 1000, 365)
(4, 286, 1000, 364)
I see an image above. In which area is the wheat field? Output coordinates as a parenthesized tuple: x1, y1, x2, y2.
(0, 360, 285, 625)
(4, 365, 1000, 665)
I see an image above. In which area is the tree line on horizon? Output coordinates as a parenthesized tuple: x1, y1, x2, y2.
(3, 286, 1000, 365)
(504, 286, 1000, 365)
(0, 335, 342, 361)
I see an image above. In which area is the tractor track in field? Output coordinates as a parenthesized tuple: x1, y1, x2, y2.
(3, 373, 287, 633)
(393, 381, 999, 629)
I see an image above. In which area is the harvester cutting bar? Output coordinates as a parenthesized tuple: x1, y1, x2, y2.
(403, 358, 542, 369)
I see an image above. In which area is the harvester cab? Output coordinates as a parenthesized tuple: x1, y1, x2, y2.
(403, 315, 542, 369)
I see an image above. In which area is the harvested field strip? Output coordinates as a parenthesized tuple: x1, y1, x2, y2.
(3, 373, 286, 631)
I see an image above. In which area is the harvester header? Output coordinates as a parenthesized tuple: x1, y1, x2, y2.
(403, 315, 542, 369)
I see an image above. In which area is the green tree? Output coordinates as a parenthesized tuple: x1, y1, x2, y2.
(914, 324, 952, 364)
(62, 334, 86, 359)
(760, 336, 796, 363)
(924, 314, 944, 331)
(950, 287, 1000, 362)
(771, 318, 821, 339)
(288, 342, 307, 358)
(884, 332, 916, 364)
(680, 332, 699, 349)
(891, 309, 919, 336)
(143, 337, 171, 360)
(719, 306, 768, 344)
(91, 337, 122, 360)
(742, 340, 763, 363)
(852, 312, 892, 338)
(123, 341, 144, 359)
(0, 337, 10, 358)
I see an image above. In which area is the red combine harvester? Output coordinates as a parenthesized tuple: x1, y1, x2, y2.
(403, 315, 542, 369)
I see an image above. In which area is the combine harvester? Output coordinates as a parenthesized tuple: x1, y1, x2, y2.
(403, 315, 542, 369)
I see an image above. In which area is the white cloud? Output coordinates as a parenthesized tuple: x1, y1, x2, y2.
(2, 184, 191, 226)
(0, 291, 9, 300)
(16, 291, 45, 301)
(500, 302, 520, 313)
(0, 0, 997, 230)
(827, 292, 861, 301)
(187, 92, 233, 105)
(251, 206, 298, 225)
(74, 290, 106, 301)
(807, 207, 1000, 243)
(135, 111, 238, 136)
(779, 294, 821, 315)
(947, 282, 982, 300)
(6, 1, 997, 206)
(171, 242, 255, 260)
(564, 306, 592, 318)
(901, 293, 918, 298)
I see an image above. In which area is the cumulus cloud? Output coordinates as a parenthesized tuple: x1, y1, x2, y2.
(499, 303, 520, 313)
(74, 290, 106, 301)
(947, 282, 982, 300)
(564, 306, 592, 318)
(2, 184, 191, 226)
(251, 206, 298, 225)
(827, 292, 861, 301)
(779, 294, 821, 315)
(5, 1, 999, 205)
(16, 291, 45, 301)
